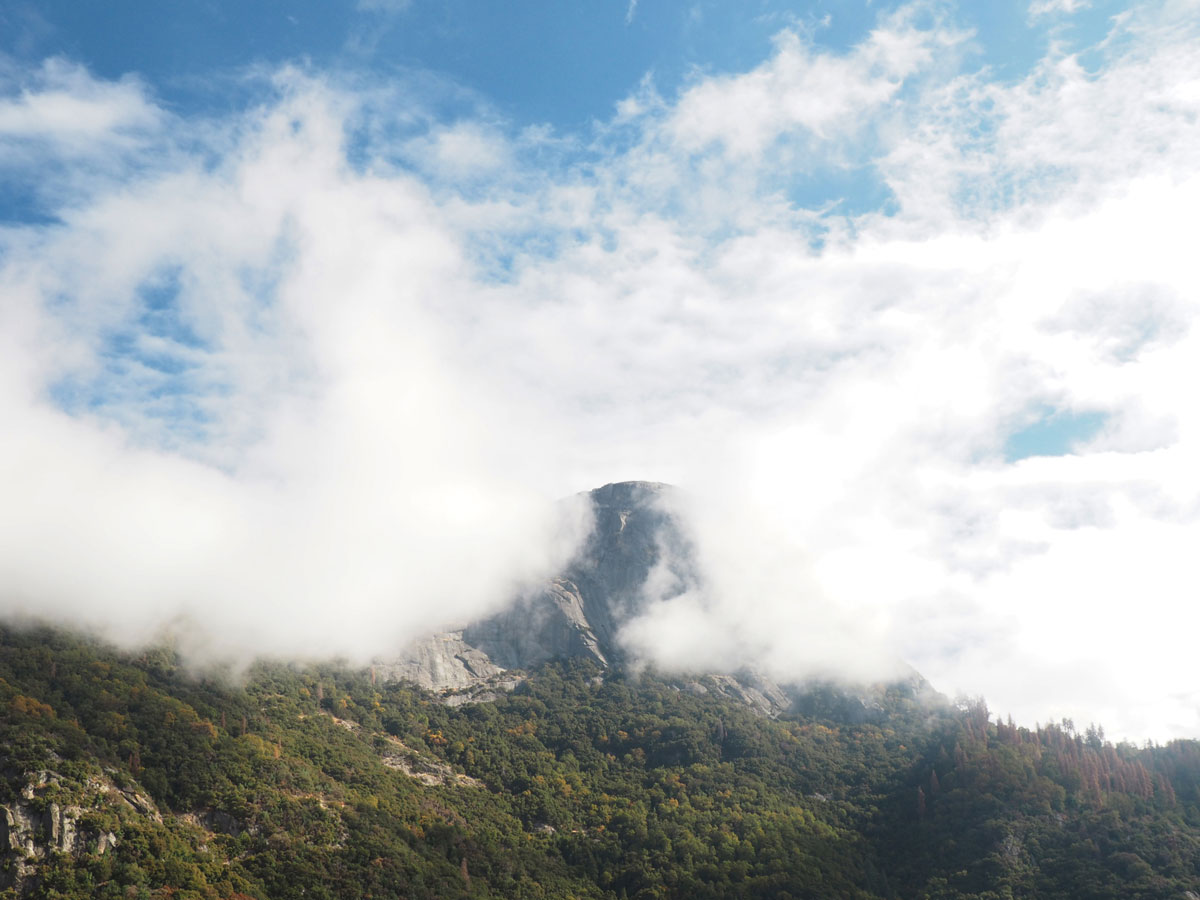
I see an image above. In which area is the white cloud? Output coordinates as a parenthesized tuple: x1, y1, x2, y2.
(875, 11, 1200, 234)
(0, 71, 589, 667)
(401, 121, 514, 181)
(665, 11, 959, 160)
(2, 1, 1200, 741)
(619, 487, 904, 686)
(1029, 0, 1091, 20)
(0, 57, 169, 218)
(0, 58, 160, 145)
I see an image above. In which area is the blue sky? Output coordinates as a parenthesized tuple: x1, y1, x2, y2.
(3, 0, 1127, 133)
(0, 0, 1137, 261)
(1, 0, 1199, 741)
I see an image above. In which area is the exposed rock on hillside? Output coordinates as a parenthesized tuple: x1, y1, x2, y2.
(0, 770, 124, 894)
(383, 480, 933, 719)
(382, 481, 805, 713)
(465, 578, 608, 670)
(384, 482, 687, 693)
(701, 672, 795, 718)
(374, 632, 507, 692)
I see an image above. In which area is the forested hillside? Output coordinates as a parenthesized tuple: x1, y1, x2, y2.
(2, 624, 1199, 899)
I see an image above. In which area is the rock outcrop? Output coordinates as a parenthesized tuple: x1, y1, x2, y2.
(384, 482, 689, 693)
(457, 480, 695, 674)
(0, 771, 124, 895)
(380, 482, 801, 708)
(464, 579, 607, 670)
(374, 632, 508, 692)
(382, 480, 934, 720)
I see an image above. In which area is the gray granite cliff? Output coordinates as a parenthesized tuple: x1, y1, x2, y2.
(382, 481, 933, 717)
(382, 482, 703, 699)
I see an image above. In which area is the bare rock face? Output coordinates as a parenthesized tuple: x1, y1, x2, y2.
(385, 482, 688, 695)
(464, 578, 607, 670)
(1, 771, 124, 895)
(461, 480, 692, 673)
(374, 632, 506, 692)
(382, 481, 928, 720)
(704, 673, 795, 718)
(559, 481, 698, 657)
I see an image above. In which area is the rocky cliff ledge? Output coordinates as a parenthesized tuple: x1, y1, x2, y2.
(0, 770, 134, 894)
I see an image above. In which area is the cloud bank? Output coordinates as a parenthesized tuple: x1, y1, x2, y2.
(0, 69, 590, 664)
(2, 1, 1199, 740)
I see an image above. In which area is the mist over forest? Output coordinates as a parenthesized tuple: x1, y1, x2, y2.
(2, 1, 1200, 896)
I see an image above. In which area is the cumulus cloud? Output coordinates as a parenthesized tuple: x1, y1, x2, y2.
(2, 1, 1199, 740)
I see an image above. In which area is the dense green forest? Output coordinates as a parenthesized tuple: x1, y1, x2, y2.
(2, 623, 1199, 899)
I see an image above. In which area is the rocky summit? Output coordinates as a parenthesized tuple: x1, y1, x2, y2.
(376, 481, 688, 698)
(377, 481, 925, 718)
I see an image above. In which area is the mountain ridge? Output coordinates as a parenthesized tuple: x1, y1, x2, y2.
(374, 480, 679, 697)
(379, 480, 930, 720)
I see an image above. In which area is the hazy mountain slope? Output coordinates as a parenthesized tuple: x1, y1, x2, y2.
(3, 488, 1199, 899)
(3, 625, 1200, 899)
